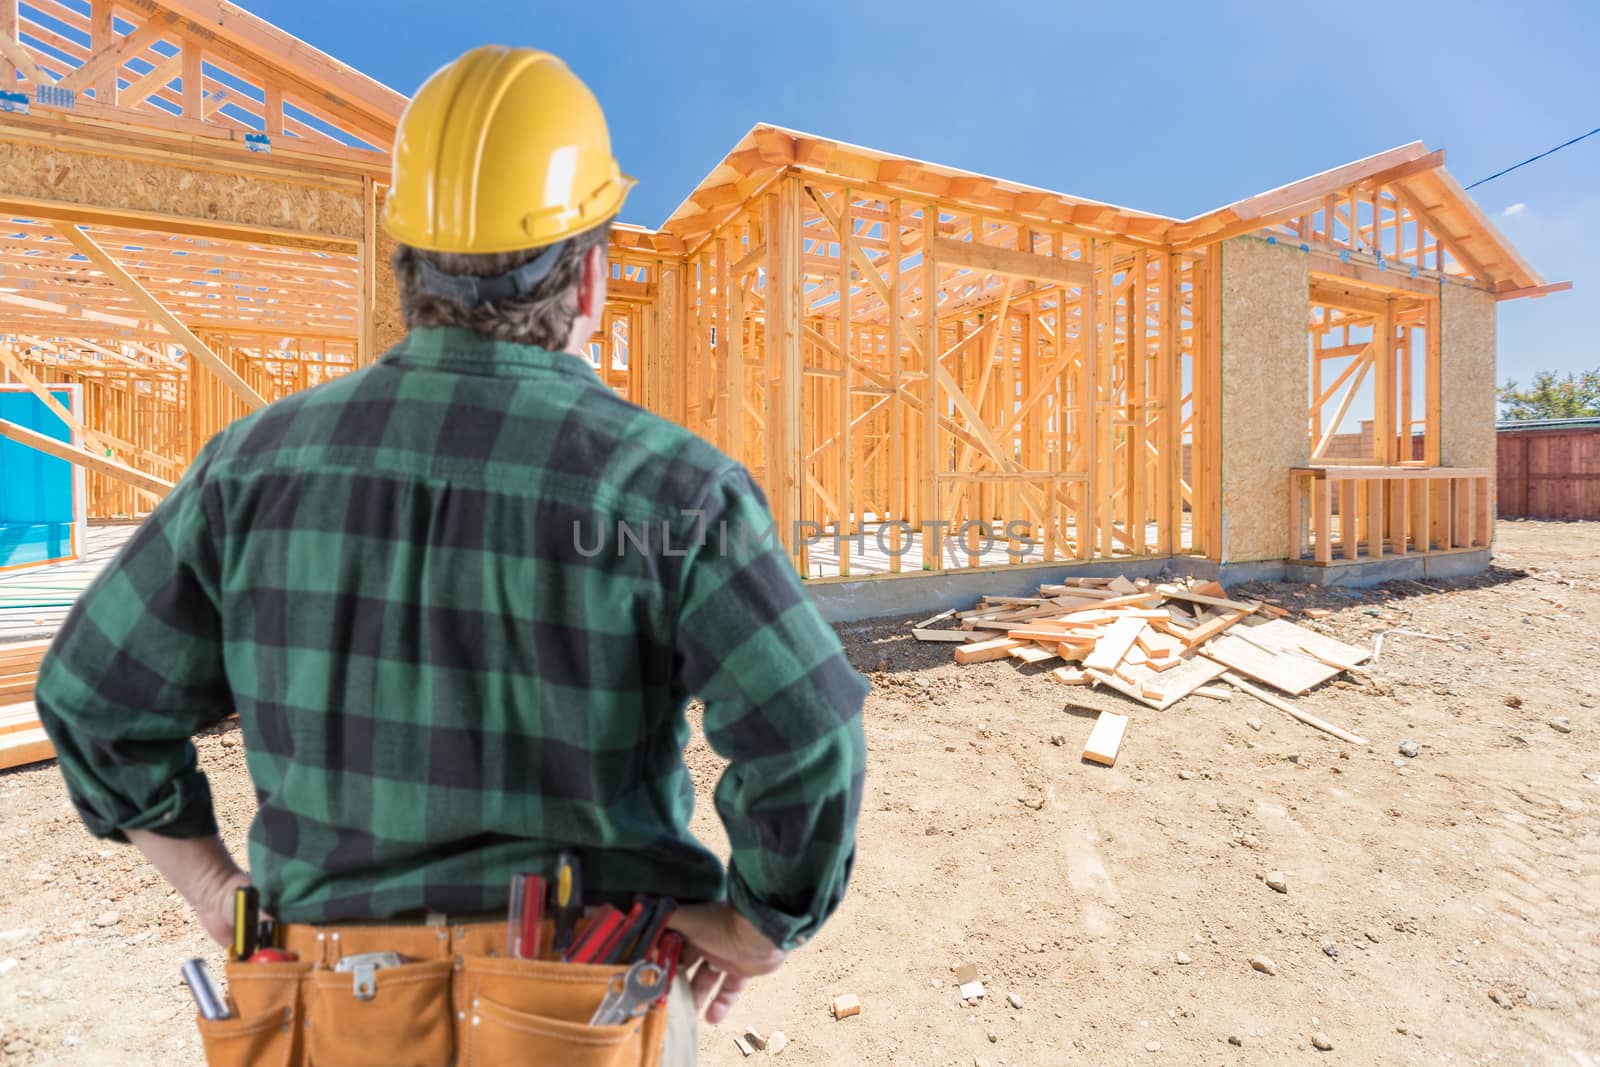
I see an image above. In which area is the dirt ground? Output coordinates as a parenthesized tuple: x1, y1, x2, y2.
(1, 519, 1596, 1065)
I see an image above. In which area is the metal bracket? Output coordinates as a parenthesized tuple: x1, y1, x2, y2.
(351, 960, 377, 1001)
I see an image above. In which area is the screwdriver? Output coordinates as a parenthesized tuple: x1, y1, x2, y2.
(549, 851, 583, 955)
(230, 886, 259, 962)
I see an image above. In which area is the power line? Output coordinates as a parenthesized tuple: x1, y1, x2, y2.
(1466, 125, 1600, 190)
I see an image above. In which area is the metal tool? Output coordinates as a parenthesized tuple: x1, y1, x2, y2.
(181, 959, 231, 1021)
(588, 959, 668, 1026)
(333, 950, 406, 1001)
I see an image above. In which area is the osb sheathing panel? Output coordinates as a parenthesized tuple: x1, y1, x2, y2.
(372, 219, 407, 354)
(0, 138, 363, 240)
(1440, 283, 1497, 471)
(1220, 237, 1309, 562)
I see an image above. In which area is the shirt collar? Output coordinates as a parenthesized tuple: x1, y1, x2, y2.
(383, 326, 600, 382)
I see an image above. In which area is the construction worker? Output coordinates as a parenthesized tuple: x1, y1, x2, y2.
(35, 46, 867, 1066)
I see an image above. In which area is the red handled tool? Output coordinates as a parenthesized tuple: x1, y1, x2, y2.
(563, 904, 625, 964)
(610, 897, 676, 965)
(506, 873, 547, 959)
(245, 948, 298, 963)
(653, 931, 684, 1007)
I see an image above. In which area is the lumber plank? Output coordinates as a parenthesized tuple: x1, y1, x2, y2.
(912, 608, 956, 629)
(1246, 619, 1370, 665)
(912, 628, 972, 643)
(1220, 672, 1368, 746)
(0, 702, 41, 735)
(1084, 617, 1146, 671)
(0, 417, 174, 497)
(955, 637, 1025, 664)
(1009, 645, 1058, 665)
(1051, 666, 1090, 685)
(1162, 609, 1250, 649)
(1081, 711, 1128, 767)
(0, 641, 51, 664)
(1090, 656, 1228, 710)
(1204, 634, 1336, 695)
(0, 727, 55, 770)
(1161, 588, 1262, 614)
(1038, 585, 1118, 599)
(930, 236, 1092, 289)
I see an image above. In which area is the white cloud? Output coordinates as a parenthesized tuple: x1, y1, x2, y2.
(1503, 202, 1527, 217)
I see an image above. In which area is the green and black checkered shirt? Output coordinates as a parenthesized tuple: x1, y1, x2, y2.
(35, 326, 868, 949)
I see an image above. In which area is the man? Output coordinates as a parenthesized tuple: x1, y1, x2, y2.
(36, 46, 867, 1063)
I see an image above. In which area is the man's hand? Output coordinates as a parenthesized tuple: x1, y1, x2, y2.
(668, 904, 787, 1024)
(126, 830, 251, 949)
(190, 863, 254, 948)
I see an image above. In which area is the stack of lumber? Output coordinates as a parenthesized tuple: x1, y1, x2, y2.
(917, 575, 1371, 763)
(0, 641, 52, 771)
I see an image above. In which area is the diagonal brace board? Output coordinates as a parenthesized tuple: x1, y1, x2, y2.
(0, 417, 174, 497)
(54, 223, 268, 410)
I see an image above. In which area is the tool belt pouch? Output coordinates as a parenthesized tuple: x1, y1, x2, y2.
(459, 956, 668, 1067)
(303, 959, 455, 1067)
(195, 960, 311, 1067)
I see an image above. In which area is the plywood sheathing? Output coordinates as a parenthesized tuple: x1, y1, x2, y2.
(371, 206, 407, 355)
(1440, 284, 1498, 471)
(1219, 237, 1309, 562)
(0, 136, 365, 242)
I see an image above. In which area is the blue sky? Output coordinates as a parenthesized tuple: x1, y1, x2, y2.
(254, 0, 1596, 387)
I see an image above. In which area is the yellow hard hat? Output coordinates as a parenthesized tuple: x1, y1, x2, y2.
(384, 46, 634, 255)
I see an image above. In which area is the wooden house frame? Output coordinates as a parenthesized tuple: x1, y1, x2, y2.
(2, 1, 1567, 587)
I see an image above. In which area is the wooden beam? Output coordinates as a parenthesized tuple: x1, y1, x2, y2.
(0, 287, 150, 329)
(120, 50, 184, 108)
(180, 37, 201, 116)
(0, 0, 15, 84)
(1170, 142, 1429, 247)
(0, 30, 50, 85)
(54, 222, 269, 409)
(1308, 251, 1439, 296)
(0, 416, 173, 496)
(0, 342, 114, 455)
(1493, 280, 1572, 301)
(155, 0, 405, 131)
(58, 12, 171, 93)
(931, 236, 1091, 289)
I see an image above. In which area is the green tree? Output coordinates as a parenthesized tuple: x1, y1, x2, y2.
(1498, 369, 1600, 421)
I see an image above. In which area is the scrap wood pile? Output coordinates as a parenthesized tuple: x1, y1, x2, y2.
(0, 640, 51, 771)
(912, 575, 1372, 764)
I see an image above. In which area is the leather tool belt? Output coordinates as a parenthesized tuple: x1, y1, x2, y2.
(195, 917, 670, 1067)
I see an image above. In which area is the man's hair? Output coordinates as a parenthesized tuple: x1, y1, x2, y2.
(391, 222, 611, 349)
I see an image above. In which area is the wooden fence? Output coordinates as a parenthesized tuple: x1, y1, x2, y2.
(1498, 425, 1600, 520)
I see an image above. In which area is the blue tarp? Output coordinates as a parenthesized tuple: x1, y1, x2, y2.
(0, 390, 77, 568)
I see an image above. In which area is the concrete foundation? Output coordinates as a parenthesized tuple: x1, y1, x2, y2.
(809, 548, 1493, 622)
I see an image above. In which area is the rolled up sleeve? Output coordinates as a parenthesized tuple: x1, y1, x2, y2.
(674, 466, 869, 949)
(34, 446, 231, 842)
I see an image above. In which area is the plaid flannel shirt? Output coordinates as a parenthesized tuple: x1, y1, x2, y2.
(35, 326, 868, 949)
